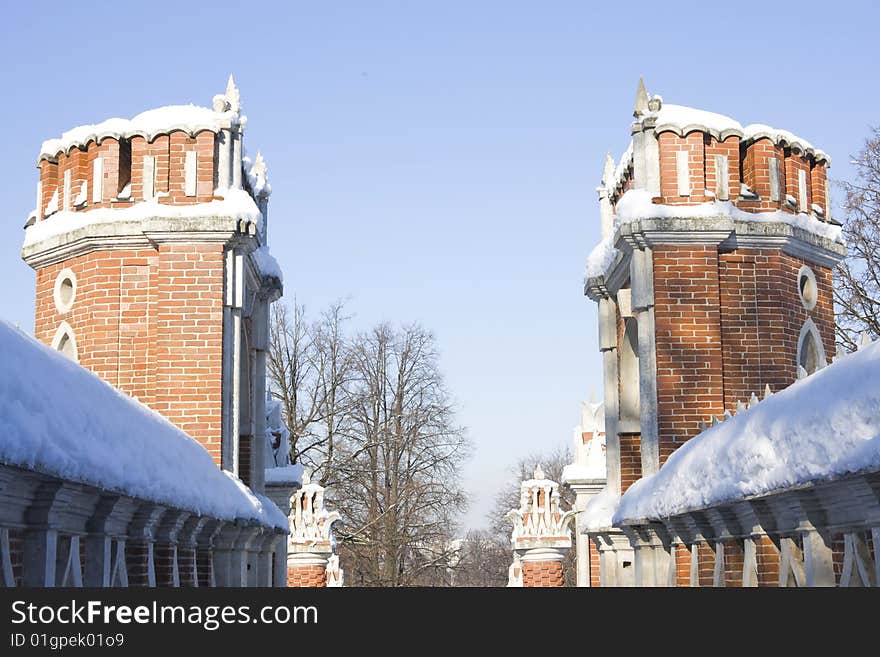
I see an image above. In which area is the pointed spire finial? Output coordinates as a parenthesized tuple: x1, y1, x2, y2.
(700, 418, 707, 432)
(602, 152, 615, 186)
(763, 384, 773, 399)
(736, 400, 747, 414)
(859, 331, 872, 349)
(634, 77, 649, 117)
(302, 469, 311, 486)
(749, 392, 759, 408)
(534, 464, 545, 480)
(225, 74, 241, 113)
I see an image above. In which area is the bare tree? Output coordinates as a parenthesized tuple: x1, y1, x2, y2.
(268, 307, 470, 586)
(835, 127, 880, 351)
(334, 323, 470, 586)
(451, 529, 510, 587)
(266, 300, 352, 477)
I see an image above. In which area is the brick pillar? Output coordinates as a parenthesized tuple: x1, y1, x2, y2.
(286, 472, 341, 588)
(520, 549, 566, 587)
(287, 553, 328, 587)
(509, 466, 575, 588)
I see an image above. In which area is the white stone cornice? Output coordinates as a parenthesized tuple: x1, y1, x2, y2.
(21, 215, 257, 270)
(518, 546, 567, 563)
(287, 552, 330, 569)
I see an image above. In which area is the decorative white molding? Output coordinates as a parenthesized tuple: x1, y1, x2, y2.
(288, 472, 341, 556)
(51, 321, 78, 362)
(508, 466, 575, 553)
(53, 268, 77, 314)
(797, 317, 826, 374)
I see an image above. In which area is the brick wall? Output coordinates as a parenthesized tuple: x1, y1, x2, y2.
(197, 548, 213, 587)
(287, 565, 327, 588)
(718, 249, 835, 410)
(126, 541, 151, 587)
(697, 542, 715, 587)
(521, 560, 564, 587)
(152, 243, 225, 464)
(154, 543, 176, 587)
(178, 547, 196, 587)
(722, 539, 744, 587)
(589, 540, 601, 587)
(37, 129, 216, 217)
(674, 544, 691, 587)
(8, 527, 24, 587)
(619, 432, 642, 492)
(653, 245, 725, 464)
(741, 138, 786, 212)
(35, 250, 159, 405)
(756, 535, 780, 587)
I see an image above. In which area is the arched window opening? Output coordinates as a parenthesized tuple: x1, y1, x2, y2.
(797, 318, 826, 376)
(51, 322, 79, 363)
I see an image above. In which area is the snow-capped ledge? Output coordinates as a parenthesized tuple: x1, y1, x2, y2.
(583, 190, 846, 291)
(581, 487, 621, 533)
(614, 339, 880, 525)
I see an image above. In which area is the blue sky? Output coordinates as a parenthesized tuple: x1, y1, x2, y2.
(1, 1, 876, 529)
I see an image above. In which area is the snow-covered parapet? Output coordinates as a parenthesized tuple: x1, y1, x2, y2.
(39, 101, 242, 163)
(0, 319, 287, 530)
(507, 466, 575, 552)
(580, 486, 621, 533)
(562, 400, 606, 484)
(289, 471, 341, 550)
(615, 337, 880, 524)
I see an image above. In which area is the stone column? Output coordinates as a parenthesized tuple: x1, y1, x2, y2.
(286, 472, 341, 588)
(562, 400, 607, 587)
(508, 466, 575, 588)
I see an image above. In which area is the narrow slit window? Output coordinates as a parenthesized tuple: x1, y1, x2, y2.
(118, 139, 132, 198)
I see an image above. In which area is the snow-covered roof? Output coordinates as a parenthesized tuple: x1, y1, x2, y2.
(652, 103, 744, 140)
(0, 319, 287, 530)
(615, 339, 880, 524)
(39, 105, 238, 162)
(23, 189, 262, 248)
(742, 123, 830, 164)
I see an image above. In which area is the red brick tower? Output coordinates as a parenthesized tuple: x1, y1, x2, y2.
(21, 76, 282, 495)
(582, 80, 846, 585)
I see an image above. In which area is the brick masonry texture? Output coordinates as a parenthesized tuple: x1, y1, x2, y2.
(34, 243, 226, 465)
(287, 565, 327, 588)
(522, 560, 565, 587)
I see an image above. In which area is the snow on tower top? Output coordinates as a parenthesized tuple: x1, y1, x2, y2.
(39, 78, 245, 162)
